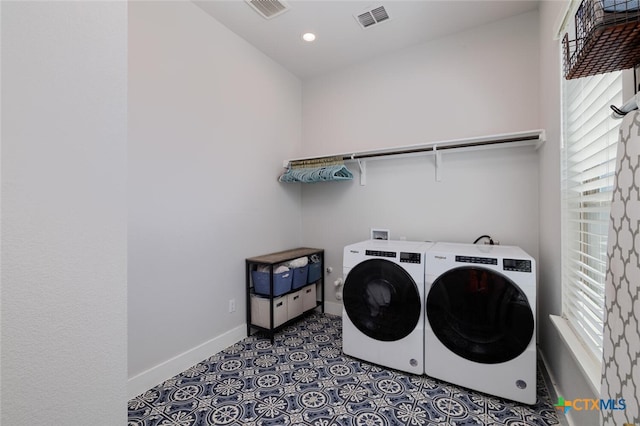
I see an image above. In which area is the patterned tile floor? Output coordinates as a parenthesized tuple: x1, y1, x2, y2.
(128, 313, 564, 425)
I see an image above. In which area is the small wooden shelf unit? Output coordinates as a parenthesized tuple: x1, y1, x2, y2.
(245, 247, 324, 342)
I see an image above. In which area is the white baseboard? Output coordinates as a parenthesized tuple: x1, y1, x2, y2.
(538, 349, 572, 426)
(324, 301, 343, 316)
(127, 324, 246, 400)
(128, 306, 342, 400)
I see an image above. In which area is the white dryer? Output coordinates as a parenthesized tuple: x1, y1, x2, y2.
(424, 242, 537, 404)
(342, 239, 433, 375)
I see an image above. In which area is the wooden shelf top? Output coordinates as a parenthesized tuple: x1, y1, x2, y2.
(246, 247, 323, 265)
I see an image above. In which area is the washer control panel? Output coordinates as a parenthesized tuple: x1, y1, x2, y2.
(365, 250, 422, 264)
(365, 250, 396, 258)
(400, 252, 422, 264)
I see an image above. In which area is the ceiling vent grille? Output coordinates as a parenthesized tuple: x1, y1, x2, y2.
(354, 5, 390, 29)
(245, 0, 290, 20)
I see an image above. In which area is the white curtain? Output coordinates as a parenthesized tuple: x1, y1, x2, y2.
(601, 110, 640, 425)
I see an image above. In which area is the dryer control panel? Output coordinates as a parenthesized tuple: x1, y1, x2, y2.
(455, 255, 497, 265)
(455, 255, 532, 273)
(503, 258, 532, 273)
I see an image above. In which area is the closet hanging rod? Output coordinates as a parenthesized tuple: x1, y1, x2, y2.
(283, 129, 545, 167)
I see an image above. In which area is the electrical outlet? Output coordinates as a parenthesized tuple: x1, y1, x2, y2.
(228, 299, 236, 313)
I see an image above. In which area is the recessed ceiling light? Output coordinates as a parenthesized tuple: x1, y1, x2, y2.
(302, 32, 316, 42)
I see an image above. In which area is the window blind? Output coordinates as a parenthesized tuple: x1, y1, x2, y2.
(561, 71, 622, 362)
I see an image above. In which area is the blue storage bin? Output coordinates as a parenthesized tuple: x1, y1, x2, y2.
(252, 269, 292, 296)
(307, 262, 322, 283)
(291, 265, 309, 290)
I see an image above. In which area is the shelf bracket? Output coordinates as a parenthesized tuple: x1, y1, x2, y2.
(356, 158, 367, 186)
(434, 145, 442, 182)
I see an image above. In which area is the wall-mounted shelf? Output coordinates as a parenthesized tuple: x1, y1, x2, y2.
(282, 129, 545, 185)
(563, 0, 640, 79)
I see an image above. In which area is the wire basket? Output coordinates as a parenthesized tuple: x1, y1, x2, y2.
(563, 0, 640, 79)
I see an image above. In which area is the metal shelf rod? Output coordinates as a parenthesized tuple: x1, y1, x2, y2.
(283, 129, 545, 168)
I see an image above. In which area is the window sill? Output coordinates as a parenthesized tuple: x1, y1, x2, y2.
(549, 314, 601, 395)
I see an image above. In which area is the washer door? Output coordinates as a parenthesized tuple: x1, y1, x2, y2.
(426, 266, 534, 364)
(343, 259, 421, 342)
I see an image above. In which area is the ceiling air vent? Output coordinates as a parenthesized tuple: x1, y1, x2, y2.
(245, 0, 290, 20)
(354, 5, 390, 29)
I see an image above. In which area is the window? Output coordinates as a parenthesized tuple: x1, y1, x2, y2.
(561, 71, 622, 363)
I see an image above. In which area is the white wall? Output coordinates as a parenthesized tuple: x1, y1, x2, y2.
(302, 11, 540, 157)
(301, 11, 541, 309)
(1, 2, 128, 425)
(127, 1, 302, 395)
(537, 2, 599, 425)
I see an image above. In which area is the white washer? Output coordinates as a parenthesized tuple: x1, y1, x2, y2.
(342, 239, 433, 375)
(424, 242, 537, 404)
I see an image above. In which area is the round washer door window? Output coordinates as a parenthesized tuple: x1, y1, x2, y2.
(343, 259, 421, 342)
(426, 266, 534, 364)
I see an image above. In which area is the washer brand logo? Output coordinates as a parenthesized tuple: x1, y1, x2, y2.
(434, 255, 447, 260)
(349, 250, 360, 254)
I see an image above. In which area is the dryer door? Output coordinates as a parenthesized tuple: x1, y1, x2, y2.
(426, 266, 534, 364)
(343, 259, 421, 342)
